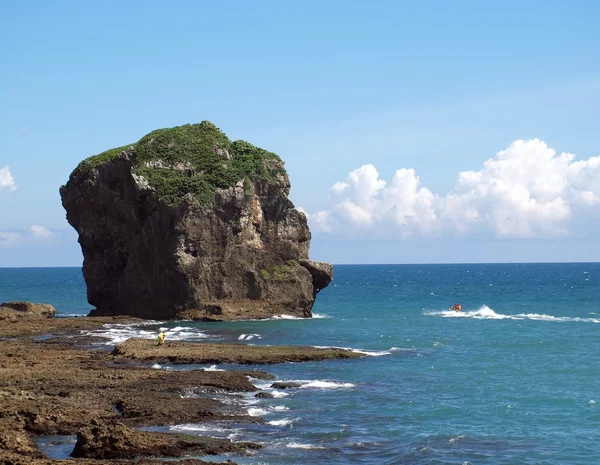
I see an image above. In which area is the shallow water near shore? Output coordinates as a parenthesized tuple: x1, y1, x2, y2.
(3, 263, 600, 464)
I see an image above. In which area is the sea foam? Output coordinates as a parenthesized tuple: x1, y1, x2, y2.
(267, 418, 296, 426)
(286, 442, 325, 450)
(277, 379, 355, 389)
(248, 407, 269, 416)
(202, 365, 225, 371)
(81, 321, 210, 344)
(313, 344, 404, 356)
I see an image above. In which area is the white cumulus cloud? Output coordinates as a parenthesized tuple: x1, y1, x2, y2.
(306, 139, 600, 239)
(331, 181, 349, 194)
(0, 166, 16, 192)
(312, 210, 334, 233)
(30, 225, 53, 238)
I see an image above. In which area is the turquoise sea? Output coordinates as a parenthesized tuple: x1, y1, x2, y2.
(2, 263, 600, 464)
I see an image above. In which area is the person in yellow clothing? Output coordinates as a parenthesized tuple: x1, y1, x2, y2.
(157, 331, 166, 345)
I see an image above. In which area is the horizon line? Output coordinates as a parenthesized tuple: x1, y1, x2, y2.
(1, 260, 600, 269)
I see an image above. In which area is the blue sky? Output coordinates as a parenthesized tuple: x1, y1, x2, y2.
(1, 0, 600, 266)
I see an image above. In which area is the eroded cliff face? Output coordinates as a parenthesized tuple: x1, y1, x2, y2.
(60, 122, 332, 320)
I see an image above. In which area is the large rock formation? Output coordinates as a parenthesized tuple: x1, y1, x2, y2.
(60, 121, 332, 320)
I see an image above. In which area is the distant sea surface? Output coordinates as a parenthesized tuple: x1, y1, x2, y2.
(2, 263, 600, 465)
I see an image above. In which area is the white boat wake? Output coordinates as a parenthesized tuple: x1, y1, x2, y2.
(425, 305, 600, 323)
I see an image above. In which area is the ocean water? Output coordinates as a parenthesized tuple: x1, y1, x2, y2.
(2, 263, 600, 464)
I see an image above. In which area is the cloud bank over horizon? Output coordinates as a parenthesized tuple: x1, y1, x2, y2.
(304, 139, 600, 239)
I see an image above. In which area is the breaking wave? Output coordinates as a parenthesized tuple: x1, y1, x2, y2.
(285, 441, 326, 450)
(270, 405, 289, 412)
(169, 422, 242, 441)
(270, 313, 329, 320)
(269, 379, 355, 390)
(313, 345, 410, 356)
(248, 407, 269, 416)
(267, 418, 296, 426)
(202, 365, 225, 371)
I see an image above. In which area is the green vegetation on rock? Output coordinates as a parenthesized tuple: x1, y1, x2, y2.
(260, 260, 299, 281)
(273, 260, 299, 280)
(260, 269, 271, 280)
(73, 121, 285, 206)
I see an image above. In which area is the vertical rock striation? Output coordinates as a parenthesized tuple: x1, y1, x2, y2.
(60, 122, 332, 320)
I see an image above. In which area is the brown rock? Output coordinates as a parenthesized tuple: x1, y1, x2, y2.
(112, 338, 365, 364)
(270, 381, 303, 389)
(0, 419, 43, 458)
(72, 419, 259, 459)
(0, 301, 56, 319)
(0, 452, 235, 465)
(0, 319, 273, 464)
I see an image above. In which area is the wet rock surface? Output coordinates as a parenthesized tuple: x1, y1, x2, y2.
(0, 453, 236, 465)
(72, 420, 259, 459)
(0, 316, 271, 464)
(112, 337, 365, 364)
(0, 314, 362, 464)
(270, 381, 303, 389)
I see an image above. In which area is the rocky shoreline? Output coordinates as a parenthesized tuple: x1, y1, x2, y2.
(0, 304, 364, 464)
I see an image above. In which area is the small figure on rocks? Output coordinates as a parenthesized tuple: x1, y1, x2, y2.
(157, 331, 165, 345)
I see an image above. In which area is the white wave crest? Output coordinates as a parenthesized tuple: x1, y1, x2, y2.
(240, 395, 261, 405)
(268, 418, 295, 426)
(313, 344, 396, 356)
(248, 407, 268, 416)
(238, 333, 262, 341)
(248, 378, 273, 390)
(350, 348, 392, 356)
(202, 365, 224, 371)
(271, 313, 329, 320)
(425, 305, 600, 323)
(301, 380, 354, 389)
(286, 442, 325, 450)
(229, 312, 330, 322)
(448, 434, 467, 444)
(169, 423, 236, 434)
(281, 379, 355, 389)
(270, 405, 289, 411)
